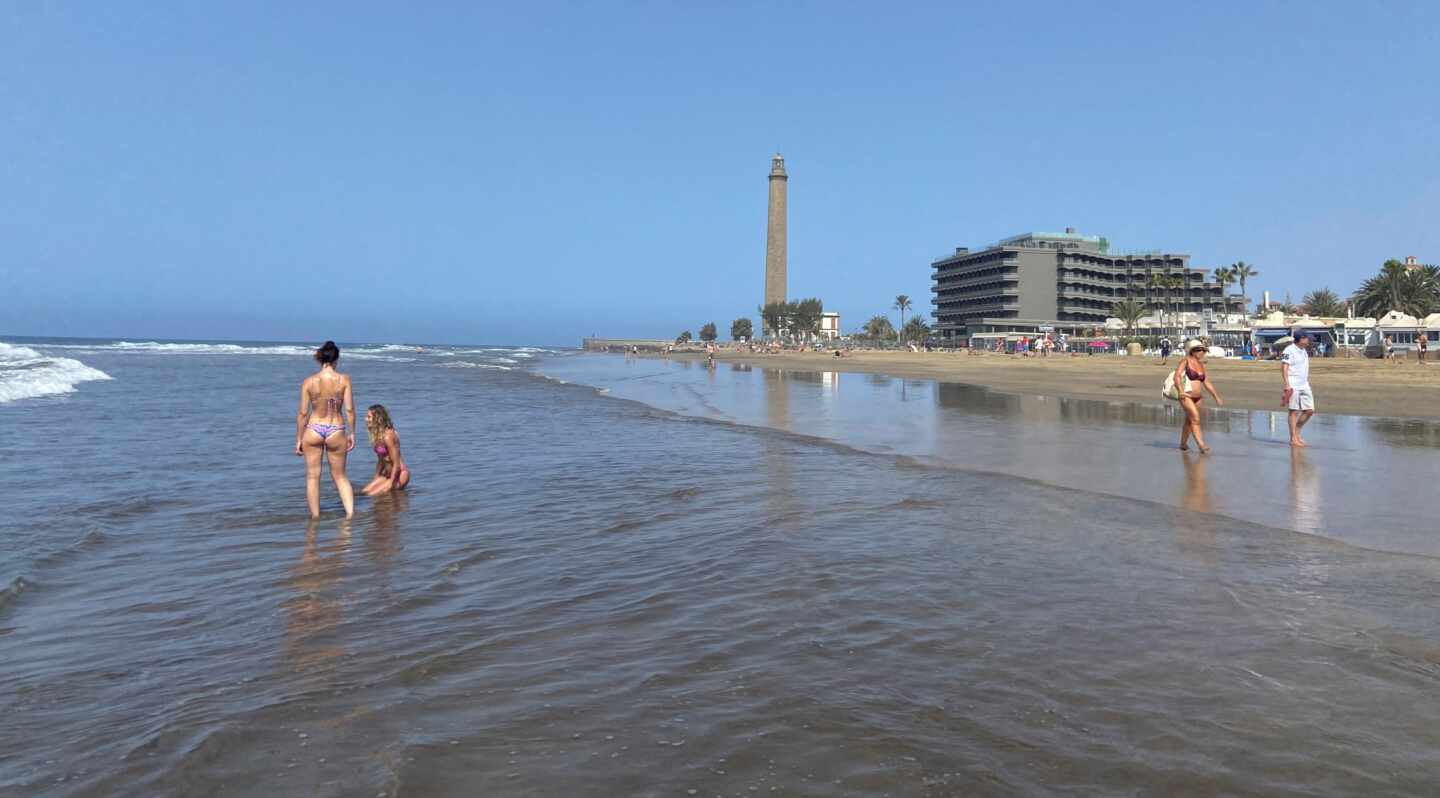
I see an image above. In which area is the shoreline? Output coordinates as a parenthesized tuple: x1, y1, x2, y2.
(659, 349, 1440, 420)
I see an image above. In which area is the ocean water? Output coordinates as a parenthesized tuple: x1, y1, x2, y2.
(3, 340, 1439, 796)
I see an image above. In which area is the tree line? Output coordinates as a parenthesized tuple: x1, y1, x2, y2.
(851, 295, 929, 343)
(757, 298, 825, 339)
(1260, 260, 1438, 319)
(676, 257, 1439, 348)
(1107, 258, 1437, 340)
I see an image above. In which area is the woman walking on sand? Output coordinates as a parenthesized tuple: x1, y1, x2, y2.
(295, 341, 357, 518)
(362, 404, 410, 496)
(1174, 339, 1224, 453)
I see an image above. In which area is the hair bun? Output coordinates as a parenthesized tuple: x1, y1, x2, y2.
(315, 340, 341, 364)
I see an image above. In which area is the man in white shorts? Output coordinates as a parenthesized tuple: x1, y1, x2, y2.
(1281, 331, 1316, 447)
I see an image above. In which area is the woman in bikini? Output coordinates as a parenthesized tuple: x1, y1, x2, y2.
(1174, 339, 1224, 453)
(295, 341, 357, 518)
(362, 404, 410, 496)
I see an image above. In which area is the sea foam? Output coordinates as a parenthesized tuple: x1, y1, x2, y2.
(44, 341, 413, 361)
(0, 342, 113, 403)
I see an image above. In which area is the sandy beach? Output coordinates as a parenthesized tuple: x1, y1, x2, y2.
(674, 348, 1440, 419)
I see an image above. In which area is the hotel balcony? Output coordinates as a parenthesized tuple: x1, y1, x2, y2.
(935, 272, 1020, 291)
(937, 299, 1020, 315)
(1057, 288, 1117, 302)
(1056, 275, 1117, 290)
(933, 263, 1018, 281)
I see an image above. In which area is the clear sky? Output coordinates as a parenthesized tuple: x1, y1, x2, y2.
(3, 2, 1437, 346)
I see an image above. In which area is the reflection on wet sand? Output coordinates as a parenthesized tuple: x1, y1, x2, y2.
(1366, 416, 1440, 449)
(365, 491, 409, 596)
(549, 355, 1440, 557)
(1289, 447, 1321, 536)
(762, 369, 795, 522)
(1176, 452, 1220, 562)
(282, 521, 352, 675)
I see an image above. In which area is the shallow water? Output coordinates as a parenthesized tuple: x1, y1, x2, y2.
(543, 355, 1440, 558)
(3, 341, 1439, 796)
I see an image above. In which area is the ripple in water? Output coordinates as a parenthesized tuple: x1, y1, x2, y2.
(1, 342, 1438, 795)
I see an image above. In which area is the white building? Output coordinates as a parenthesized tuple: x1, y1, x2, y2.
(1376, 310, 1423, 350)
(819, 311, 841, 340)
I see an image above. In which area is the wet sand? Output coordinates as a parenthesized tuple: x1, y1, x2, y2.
(677, 349, 1440, 419)
(550, 354, 1440, 557)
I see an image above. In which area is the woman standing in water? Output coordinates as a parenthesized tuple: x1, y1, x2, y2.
(362, 404, 410, 496)
(295, 341, 356, 518)
(1174, 339, 1224, 453)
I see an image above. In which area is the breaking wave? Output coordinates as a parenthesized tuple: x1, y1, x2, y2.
(38, 341, 412, 361)
(438, 362, 511, 370)
(0, 342, 113, 404)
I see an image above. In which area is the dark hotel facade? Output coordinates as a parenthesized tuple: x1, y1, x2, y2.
(930, 229, 1245, 339)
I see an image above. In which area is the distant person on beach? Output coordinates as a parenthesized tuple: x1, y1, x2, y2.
(1418, 334, 1428, 363)
(1174, 339, 1224, 453)
(295, 341, 356, 518)
(1384, 335, 1395, 362)
(1160, 338, 1172, 362)
(362, 404, 410, 496)
(1281, 331, 1317, 447)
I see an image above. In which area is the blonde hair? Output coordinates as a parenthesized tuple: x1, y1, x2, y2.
(366, 404, 394, 445)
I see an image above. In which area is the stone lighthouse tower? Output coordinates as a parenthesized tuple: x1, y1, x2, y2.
(762, 153, 788, 330)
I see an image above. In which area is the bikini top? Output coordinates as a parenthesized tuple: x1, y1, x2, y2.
(1185, 364, 1206, 382)
(374, 445, 388, 456)
(313, 372, 345, 412)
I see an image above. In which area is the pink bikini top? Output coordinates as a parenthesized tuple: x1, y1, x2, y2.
(374, 445, 388, 456)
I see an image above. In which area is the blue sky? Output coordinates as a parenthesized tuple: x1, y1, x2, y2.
(3, 2, 1437, 345)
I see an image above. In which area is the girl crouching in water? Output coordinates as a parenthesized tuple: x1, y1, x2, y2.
(363, 404, 410, 496)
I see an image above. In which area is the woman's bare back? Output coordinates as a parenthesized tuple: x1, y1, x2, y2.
(305, 370, 350, 424)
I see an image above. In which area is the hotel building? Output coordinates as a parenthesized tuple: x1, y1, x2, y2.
(930, 229, 1245, 340)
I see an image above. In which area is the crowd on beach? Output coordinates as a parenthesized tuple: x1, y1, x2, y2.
(295, 341, 410, 519)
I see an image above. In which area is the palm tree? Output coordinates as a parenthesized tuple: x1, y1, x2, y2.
(1301, 288, 1345, 318)
(893, 295, 912, 341)
(1144, 273, 1167, 336)
(1167, 274, 1183, 321)
(901, 316, 931, 344)
(1111, 298, 1146, 340)
(1403, 265, 1440, 318)
(1353, 260, 1440, 319)
(1231, 262, 1259, 311)
(1145, 272, 1165, 316)
(1212, 267, 1237, 313)
(1352, 259, 1409, 319)
(1150, 274, 1181, 338)
(863, 315, 896, 340)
